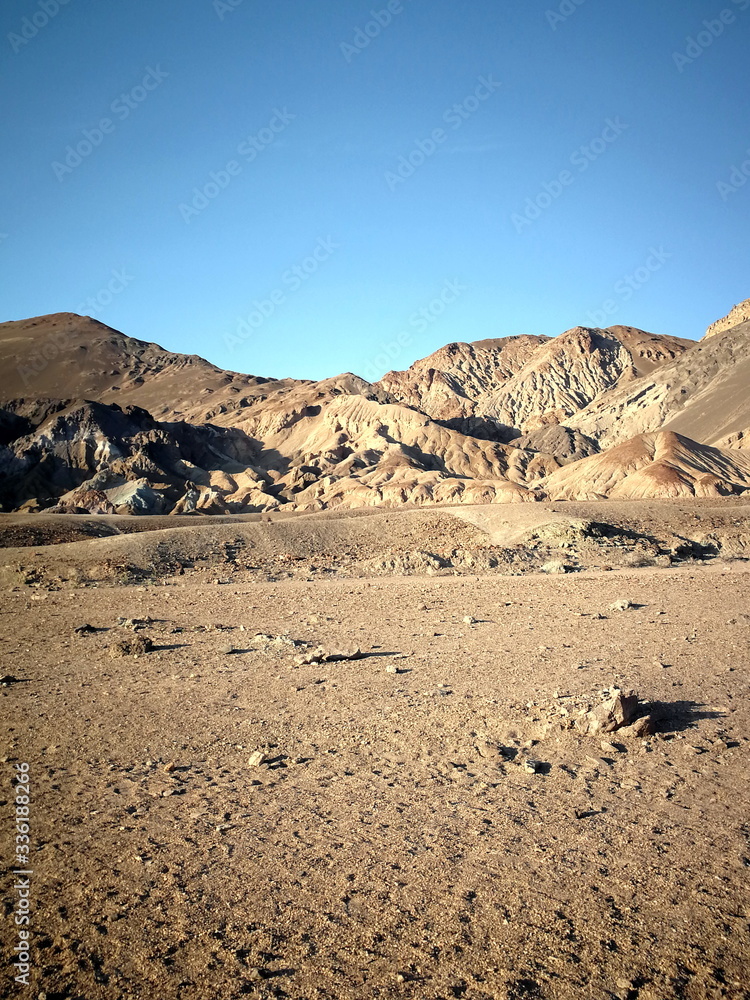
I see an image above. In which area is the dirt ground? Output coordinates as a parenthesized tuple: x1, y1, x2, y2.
(1, 498, 749, 591)
(2, 524, 750, 1000)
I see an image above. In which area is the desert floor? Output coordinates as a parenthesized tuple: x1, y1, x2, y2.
(1, 506, 750, 1000)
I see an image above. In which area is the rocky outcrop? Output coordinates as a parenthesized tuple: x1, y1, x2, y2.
(704, 298, 750, 339)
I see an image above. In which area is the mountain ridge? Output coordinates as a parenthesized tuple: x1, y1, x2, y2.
(0, 301, 747, 513)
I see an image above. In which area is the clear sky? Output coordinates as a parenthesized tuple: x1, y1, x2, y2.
(2, 0, 749, 381)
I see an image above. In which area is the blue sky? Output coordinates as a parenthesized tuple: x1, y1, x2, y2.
(1, 0, 749, 381)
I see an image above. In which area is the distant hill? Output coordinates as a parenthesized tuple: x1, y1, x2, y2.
(0, 301, 747, 513)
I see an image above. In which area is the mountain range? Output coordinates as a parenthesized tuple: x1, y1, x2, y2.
(0, 300, 748, 515)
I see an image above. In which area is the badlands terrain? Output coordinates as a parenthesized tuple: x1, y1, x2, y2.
(1, 302, 749, 999)
(1, 301, 750, 516)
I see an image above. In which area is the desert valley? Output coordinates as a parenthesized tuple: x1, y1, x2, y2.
(1, 302, 750, 1000)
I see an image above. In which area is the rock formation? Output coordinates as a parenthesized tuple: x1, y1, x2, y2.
(0, 300, 747, 514)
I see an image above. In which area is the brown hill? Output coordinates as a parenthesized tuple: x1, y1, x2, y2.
(540, 431, 750, 501)
(567, 318, 750, 449)
(0, 312, 302, 423)
(0, 391, 561, 514)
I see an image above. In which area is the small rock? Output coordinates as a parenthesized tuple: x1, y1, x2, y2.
(109, 635, 154, 658)
(577, 688, 639, 735)
(73, 623, 97, 634)
(523, 759, 542, 774)
(463, 615, 477, 624)
(221, 644, 236, 655)
(295, 649, 323, 665)
(325, 647, 363, 662)
(542, 560, 570, 575)
(0, 675, 21, 687)
(164, 761, 177, 773)
(618, 715, 654, 738)
(600, 740, 622, 754)
(247, 751, 267, 767)
(610, 599, 634, 612)
(585, 755, 611, 768)
(385, 664, 399, 675)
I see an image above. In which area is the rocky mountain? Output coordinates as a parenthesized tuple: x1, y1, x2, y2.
(380, 325, 691, 438)
(0, 300, 747, 513)
(566, 316, 750, 450)
(378, 336, 547, 433)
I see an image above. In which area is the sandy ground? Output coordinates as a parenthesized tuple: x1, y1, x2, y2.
(2, 555, 750, 999)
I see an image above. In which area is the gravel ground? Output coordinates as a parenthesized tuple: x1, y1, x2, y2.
(1, 562, 750, 999)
